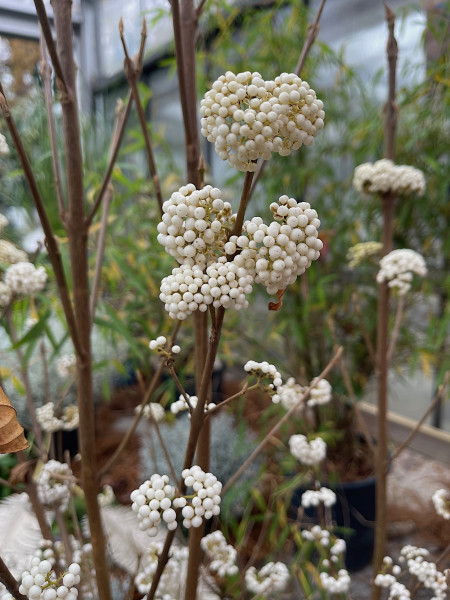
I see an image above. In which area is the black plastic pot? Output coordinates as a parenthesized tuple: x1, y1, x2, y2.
(292, 474, 376, 571)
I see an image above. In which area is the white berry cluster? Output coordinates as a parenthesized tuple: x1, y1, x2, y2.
(376, 546, 448, 600)
(0, 239, 28, 265)
(353, 159, 425, 196)
(130, 475, 177, 537)
(274, 377, 305, 411)
(170, 394, 215, 416)
(347, 241, 382, 269)
(200, 71, 324, 172)
(201, 531, 239, 578)
(377, 249, 427, 295)
(159, 258, 253, 320)
(302, 524, 330, 545)
(227, 196, 322, 295)
(307, 378, 332, 407)
(301, 487, 336, 508)
(0, 281, 12, 307)
(157, 184, 235, 266)
(432, 488, 450, 520)
(37, 460, 74, 510)
(178, 466, 222, 529)
(36, 402, 79, 433)
(55, 354, 77, 378)
(149, 335, 181, 355)
(136, 402, 166, 423)
(19, 559, 81, 600)
(244, 561, 290, 596)
(288, 434, 327, 466)
(319, 569, 351, 594)
(4, 262, 47, 296)
(135, 542, 188, 596)
(0, 133, 9, 156)
(244, 360, 283, 397)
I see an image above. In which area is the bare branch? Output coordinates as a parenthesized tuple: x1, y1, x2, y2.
(33, 0, 69, 97)
(0, 555, 28, 600)
(120, 19, 164, 215)
(387, 294, 405, 363)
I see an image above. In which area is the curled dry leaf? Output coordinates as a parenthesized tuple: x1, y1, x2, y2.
(268, 288, 285, 311)
(0, 386, 29, 453)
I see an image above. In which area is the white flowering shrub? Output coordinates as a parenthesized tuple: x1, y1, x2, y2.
(4, 262, 47, 296)
(353, 159, 425, 196)
(288, 434, 327, 465)
(36, 460, 74, 511)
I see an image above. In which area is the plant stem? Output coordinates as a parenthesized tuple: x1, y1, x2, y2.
(372, 6, 398, 593)
(49, 2, 110, 597)
(387, 295, 405, 364)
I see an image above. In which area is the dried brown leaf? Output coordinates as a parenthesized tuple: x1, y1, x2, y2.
(0, 386, 29, 453)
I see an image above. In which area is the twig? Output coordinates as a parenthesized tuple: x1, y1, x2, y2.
(0, 555, 28, 600)
(151, 414, 179, 487)
(166, 363, 194, 412)
(205, 382, 250, 417)
(352, 293, 377, 366)
(89, 185, 113, 324)
(230, 171, 256, 238)
(119, 19, 163, 215)
(33, 0, 69, 97)
(55, 506, 73, 563)
(86, 93, 133, 227)
(0, 477, 22, 493)
(99, 322, 180, 477)
(387, 294, 405, 363)
(223, 347, 343, 494)
(248, 0, 327, 200)
(0, 84, 82, 357)
(389, 371, 449, 463)
(39, 32, 66, 220)
(196, 0, 208, 19)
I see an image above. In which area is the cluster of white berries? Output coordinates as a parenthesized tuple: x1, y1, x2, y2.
(170, 394, 215, 416)
(19, 559, 81, 600)
(244, 562, 290, 596)
(347, 241, 382, 269)
(55, 354, 77, 378)
(0, 133, 9, 156)
(159, 259, 253, 320)
(244, 360, 283, 394)
(130, 475, 177, 537)
(227, 196, 322, 295)
(319, 569, 351, 594)
(302, 526, 346, 560)
(0, 239, 28, 265)
(377, 249, 427, 295)
(36, 403, 79, 433)
(432, 488, 450, 520)
(376, 546, 448, 600)
(274, 377, 305, 411)
(0, 280, 12, 307)
(307, 378, 332, 407)
(200, 71, 324, 171)
(201, 531, 239, 578)
(37, 460, 74, 510)
(135, 542, 188, 596)
(289, 434, 327, 466)
(136, 402, 166, 423)
(4, 261, 47, 296)
(301, 487, 336, 508)
(353, 159, 425, 196)
(157, 184, 235, 266)
(97, 484, 115, 507)
(149, 335, 181, 355)
(178, 466, 222, 529)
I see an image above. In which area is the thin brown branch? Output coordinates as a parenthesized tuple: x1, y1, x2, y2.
(167, 363, 194, 412)
(387, 294, 405, 363)
(383, 2, 398, 161)
(39, 32, 66, 220)
(0, 555, 28, 600)
(86, 93, 133, 228)
(352, 292, 377, 366)
(120, 19, 163, 215)
(33, 0, 69, 97)
(196, 0, 208, 19)
(151, 413, 179, 487)
(389, 371, 449, 463)
(0, 84, 82, 356)
(205, 382, 250, 417)
(223, 347, 343, 495)
(89, 185, 113, 324)
(230, 170, 255, 237)
(248, 0, 327, 200)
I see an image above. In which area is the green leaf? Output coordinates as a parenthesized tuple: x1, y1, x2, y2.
(9, 310, 51, 351)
